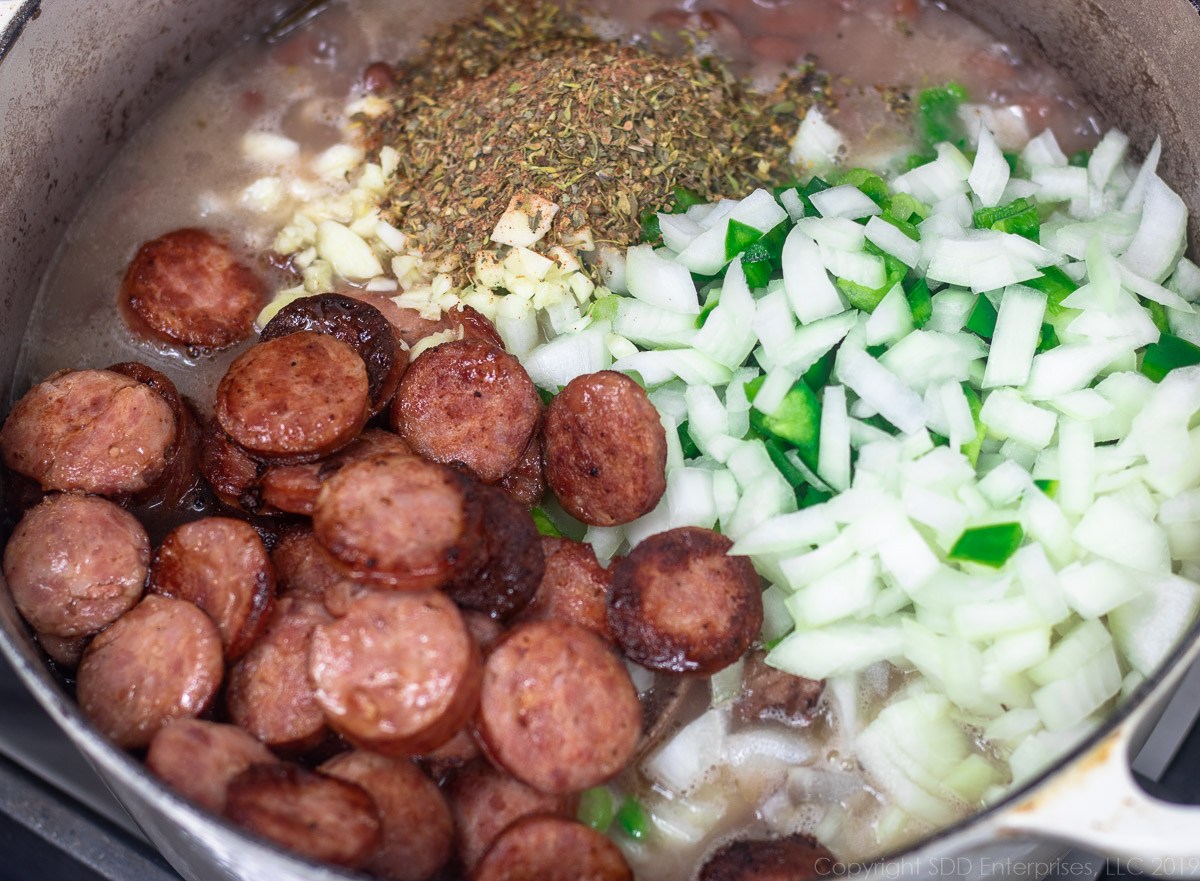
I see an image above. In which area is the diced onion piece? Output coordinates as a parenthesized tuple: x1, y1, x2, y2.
(643, 708, 729, 793)
(1110, 572, 1200, 676)
(1031, 165, 1089, 203)
(836, 347, 927, 435)
(315, 220, 384, 280)
(1058, 559, 1143, 618)
(968, 125, 1010, 208)
(787, 556, 879, 628)
(767, 623, 903, 680)
(817, 385, 851, 492)
(625, 245, 700, 314)
(781, 226, 846, 324)
(1122, 136, 1163, 213)
(1056, 417, 1095, 515)
(865, 216, 921, 267)
(982, 285, 1046, 388)
(979, 389, 1057, 449)
(1023, 340, 1130, 401)
(1032, 641, 1122, 731)
(612, 299, 698, 349)
(1088, 129, 1129, 194)
(810, 185, 882, 220)
(864, 285, 914, 347)
(1073, 495, 1172, 574)
(1121, 175, 1188, 283)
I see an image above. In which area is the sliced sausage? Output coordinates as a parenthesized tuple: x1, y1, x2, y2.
(474, 619, 641, 794)
(443, 483, 544, 620)
(308, 590, 482, 756)
(77, 595, 224, 749)
(446, 759, 579, 871)
(698, 834, 835, 881)
(146, 719, 278, 814)
(215, 331, 370, 462)
(450, 305, 506, 350)
(225, 593, 332, 752)
(320, 751, 454, 881)
(224, 763, 381, 870)
(418, 727, 482, 781)
(471, 815, 632, 881)
(260, 293, 405, 415)
(348, 294, 501, 350)
(37, 631, 90, 669)
(271, 527, 342, 599)
(122, 228, 266, 349)
(462, 610, 505, 654)
(391, 339, 540, 483)
(198, 416, 263, 511)
(258, 428, 411, 516)
(734, 649, 824, 727)
(107, 361, 203, 509)
(313, 453, 484, 590)
(608, 527, 763, 676)
(3, 493, 149, 638)
(148, 517, 274, 661)
(496, 430, 545, 507)
(512, 537, 613, 641)
(543, 371, 667, 526)
(0, 368, 176, 496)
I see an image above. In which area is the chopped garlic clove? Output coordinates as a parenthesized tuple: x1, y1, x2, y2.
(790, 107, 843, 172)
(312, 144, 365, 181)
(315, 220, 384, 281)
(242, 177, 285, 212)
(242, 132, 300, 163)
(490, 193, 560, 248)
(504, 246, 556, 283)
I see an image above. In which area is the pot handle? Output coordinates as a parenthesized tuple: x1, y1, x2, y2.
(994, 676, 1200, 875)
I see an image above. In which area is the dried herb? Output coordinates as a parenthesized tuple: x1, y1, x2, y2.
(363, 0, 824, 261)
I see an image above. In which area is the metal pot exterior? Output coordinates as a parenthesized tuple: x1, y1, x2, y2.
(2, 1, 1200, 880)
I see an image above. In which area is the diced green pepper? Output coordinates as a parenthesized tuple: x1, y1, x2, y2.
(906, 278, 933, 328)
(1034, 479, 1060, 499)
(742, 243, 773, 289)
(966, 294, 999, 339)
(799, 486, 834, 508)
(803, 348, 837, 390)
(639, 207, 662, 244)
(695, 288, 721, 328)
(537, 387, 557, 407)
(835, 244, 907, 313)
(578, 788, 616, 833)
(678, 422, 701, 460)
(764, 437, 810, 506)
(948, 522, 1025, 568)
(973, 197, 1040, 242)
(531, 508, 563, 537)
(616, 796, 649, 841)
(904, 153, 936, 172)
(746, 376, 822, 471)
(587, 295, 622, 322)
(757, 221, 789, 261)
(773, 181, 803, 208)
(672, 186, 706, 212)
(1141, 334, 1200, 383)
(1025, 266, 1079, 315)
(917, 82, 969, 149)
(1036, 322, 1060, 354)
(1003, 152, 1019, 174)
(1143, 298, 1170, 335)
(622, 370, 647, 389)
(1068, 149, 1090, 168)
(886, 192, 931, 224)
(799, 176, 833, 216)
(962, 384, 985, 467)
(725, 219, 763, 261)
(839, 168, 889, 205)
(879, 210, 921, 242)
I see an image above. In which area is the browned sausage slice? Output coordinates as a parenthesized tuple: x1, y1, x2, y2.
(198, 416, 263, 511)
(271, 527, 342, 598)
(474, 619, 641, 794)
(512, 537, 613, 641)
(260, 293, 405, 416)
(3, 493, 148, 638)
(320, 751, 454, 881)
(443, 484, 544, 621)
(313, 453, 484, 590)
(225, 593, 331, 752)
(308, 590, 482, 756)
(697, 834, 835, 881)
(348, 295, 502, 350)
(122, 228, 266, 349)
(215, 331, 370, 461)
(496, 430, 545, 508)
(146, 719, 278, 814)
(77, 595, 224, 749)
(258, 428, 411, 516)
(148, 517, 274, 660)
(543, 371, 667, 526)
(0, 369, 177, 496)
(608, 526, 762, 676)
(734, 649, 824, 726)
(36, 631, 90, 669)
(471, 815, 633, 881)
(446, 760, 579, 871)
(391, 339, 540, 483)
(224, 763, 382, 869)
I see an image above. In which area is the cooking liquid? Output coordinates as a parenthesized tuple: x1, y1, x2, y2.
(14, 0, 1101, 877)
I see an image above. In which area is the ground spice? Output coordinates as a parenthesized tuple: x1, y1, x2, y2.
(363, 0, 825, 259)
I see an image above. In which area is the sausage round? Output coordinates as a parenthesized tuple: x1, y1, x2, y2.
(198, 416, 263, 511)
(320, 751, 454, 881)
(258, 428, 411, 517)
(391, 339, 540, 483)
(77, 595, 224, 749)
(224, 763, 381, 870)
(37, 631, 90, 669)
(697, 834, 835, 881)
(260, 293, 405, 416)
(608, 527, 763, 676)
(474, 619, 641, 794)
(543, 371, 667, 526)
(271, 527, 343, 599)
(225, 593, 332, 752)
(734, 649, 824, 727)
(512, 537, 614, 641)
(446, 759, 579, 871)
(122, 228, 265, 349)
(471, 815, 633, 881)
(215, 331, 370, 461)
(148, 517, 274, 660)
(0, 368, 177, 496)
(146, 719, 277, 814)
(308, 590, 482, 756)
(443, 483, 544, 620)
(496, 430, 546, 508)
(3, 493, 149, 638)
(313, 453, 484, 590)
(349, 294, 502, 350)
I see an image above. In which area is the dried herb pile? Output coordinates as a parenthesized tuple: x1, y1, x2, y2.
(365, 0, 823, 255)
